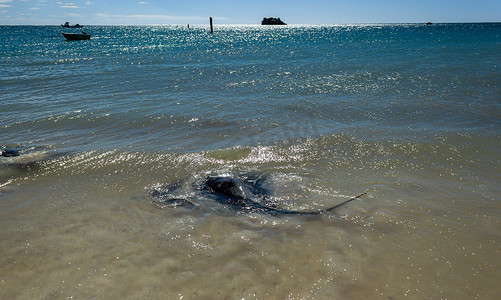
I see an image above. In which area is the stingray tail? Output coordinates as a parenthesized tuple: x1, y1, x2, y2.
(324, 192, 367, 212)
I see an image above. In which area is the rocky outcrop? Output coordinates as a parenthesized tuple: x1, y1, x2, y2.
(261, 17, 286, 25)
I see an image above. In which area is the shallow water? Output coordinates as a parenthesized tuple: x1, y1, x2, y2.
(1, 24, 500, 298)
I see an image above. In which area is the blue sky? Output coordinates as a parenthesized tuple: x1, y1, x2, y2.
(1, 0, 500, 25)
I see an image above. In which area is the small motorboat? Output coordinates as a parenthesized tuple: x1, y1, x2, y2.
(61, 22, 83, 28)
(62, 31, 91, 40)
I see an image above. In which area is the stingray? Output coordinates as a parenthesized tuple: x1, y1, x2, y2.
(151, 175, 366, 215)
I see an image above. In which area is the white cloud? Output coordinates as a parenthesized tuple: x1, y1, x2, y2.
(94, 13, 109, 18)
(64, 12, 83, 18)
(0, 0, 12, 8)
(118, 14, 204, 21)
(85, 1, 93, 5)
(29, 7, 40, 10)
(93, 13, 212, 24)
(138, 1, 148, 4)
(58, 2, 80, 9)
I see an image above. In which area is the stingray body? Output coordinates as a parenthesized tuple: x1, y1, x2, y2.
(153, 175, 365, 215)
(201, 176, 319, 215)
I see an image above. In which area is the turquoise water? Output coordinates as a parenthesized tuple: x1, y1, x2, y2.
(2, 24, 499, 150)
(1, 24, 500, 298)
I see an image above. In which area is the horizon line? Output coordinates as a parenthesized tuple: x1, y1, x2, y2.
(1, 21, 500, 26)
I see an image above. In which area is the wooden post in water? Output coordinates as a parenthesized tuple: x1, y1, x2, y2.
(210, 17, 213, 33)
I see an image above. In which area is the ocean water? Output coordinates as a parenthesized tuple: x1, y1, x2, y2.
(0, 23, 500, 299)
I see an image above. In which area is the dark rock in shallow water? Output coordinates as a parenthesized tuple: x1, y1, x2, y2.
(1, 145, 51, 158)
(1, 147, 25, 157)
(261, 17, 286, 25)
(1, 145, 64, 169)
